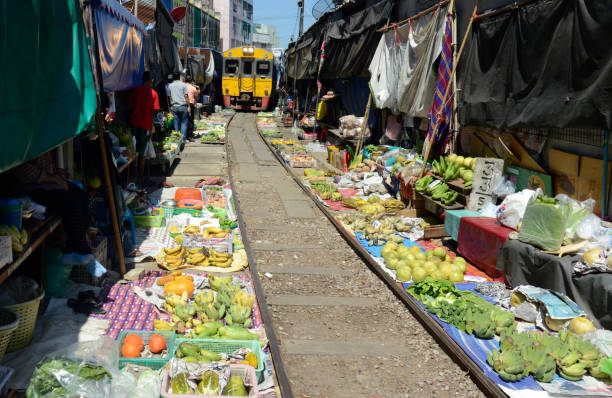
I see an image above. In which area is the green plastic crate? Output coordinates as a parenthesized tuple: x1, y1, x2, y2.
(117, 330, 176, 370)
(173, 338, 265, 382)
(134, 215, 164, 228)
(172, 207, 202, 217)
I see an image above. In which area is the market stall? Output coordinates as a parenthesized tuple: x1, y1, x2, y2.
(253, 103, 612, 397)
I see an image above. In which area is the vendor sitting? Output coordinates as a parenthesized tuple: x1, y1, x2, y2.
(10, 151, 103, 273)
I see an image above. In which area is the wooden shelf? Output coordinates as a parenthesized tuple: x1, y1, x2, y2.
(0, 216, 61, 285)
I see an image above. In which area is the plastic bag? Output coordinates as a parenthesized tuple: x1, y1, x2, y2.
(493, 175, 516, 197)
(575, 214, 602, 240)
(518, 197, 571, 251)
(557, 195, 596, 241)
(496, 189, 539, 230)
(144, 138, 156, 159)
(25, 336, 155, 398)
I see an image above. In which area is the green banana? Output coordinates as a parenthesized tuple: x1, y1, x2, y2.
(199, 348, 221, 361)
(178, 342, 201, 358)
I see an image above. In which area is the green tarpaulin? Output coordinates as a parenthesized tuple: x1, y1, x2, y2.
(0, 0, 97, 173)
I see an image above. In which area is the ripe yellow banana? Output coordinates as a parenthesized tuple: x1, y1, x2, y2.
(164, 246, 181, 255)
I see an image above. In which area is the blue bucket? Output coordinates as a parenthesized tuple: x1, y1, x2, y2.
(0, 199, 22, 230)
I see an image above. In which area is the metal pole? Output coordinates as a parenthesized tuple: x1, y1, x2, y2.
(184, 2, 189, 70)
(134, 0, 138, 18)
(292, 1, 304, 122)
(604, 130, 610, 219)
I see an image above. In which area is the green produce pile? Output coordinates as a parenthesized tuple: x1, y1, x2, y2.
(518, 196, 570, 251)
(26, 358, 111, 398)
(169, 370, 248, 396)
(310, 180, 338, 200)
(407, 279, 612, 384)
(219, 218, 237, 228)
(431, 155, 474, 186)
(414, 176, 459, 205)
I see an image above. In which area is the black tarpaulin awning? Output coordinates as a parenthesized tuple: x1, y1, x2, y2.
(318, 0, 393, 80)
(461, 0, 612, 130)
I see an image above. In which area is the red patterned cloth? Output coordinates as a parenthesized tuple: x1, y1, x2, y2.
(457, 217, 513, 280)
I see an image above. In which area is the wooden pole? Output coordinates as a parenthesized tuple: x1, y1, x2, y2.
(96, 114, 127, 275)
(355, 93, 373, 157)
(451, 3, 459, 153)
(419, 1, 478, 177)
(87, 1, 127, 275)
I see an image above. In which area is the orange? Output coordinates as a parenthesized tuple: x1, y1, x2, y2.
(124, 333, 144, 349)
(121, 343, 142, 358)
(148, 334, 167, 354)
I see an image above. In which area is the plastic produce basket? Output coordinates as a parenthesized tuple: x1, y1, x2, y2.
(161, 364, 259, 398)
(3, 287, 44, 352)
(134, 215, 164, 228)
(172, 339, 265, 383)
(0, 309, 18, 361)
(117, 330, 176, 370)
(173, 208, 202, 217)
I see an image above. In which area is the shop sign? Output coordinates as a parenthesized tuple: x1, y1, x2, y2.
(467, 158, 504, 212)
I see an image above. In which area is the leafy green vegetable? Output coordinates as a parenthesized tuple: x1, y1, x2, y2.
(26, 357, 110, 398)
(406, 277, 458, 301)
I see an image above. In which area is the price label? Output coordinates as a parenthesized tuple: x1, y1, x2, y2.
(427, 180, 441, 190)
(373, 221, 381, 229)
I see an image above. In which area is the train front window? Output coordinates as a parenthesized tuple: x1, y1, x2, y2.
(256, 61, 270, 76)
(225, 59, 239, 75)
(243, 60, 253, 75)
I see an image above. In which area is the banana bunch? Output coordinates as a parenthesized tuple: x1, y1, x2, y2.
(164, 292, 189, 313)
(199, 302, 225, 322)
(0, 224, 28, 252)
(491, 309, 515, 335)
(209, 249, 233, 268)
(209, 275, 232, 291)
(173, 302, 197, 328)
(522, 347, 556, 382)
(203, 227, 229, 239)
(465, 309, 495, 339)
(225, 303, 252, 327)
(232, 290, 255, 308)
(186, 248, 209, 266)
(163, 246, 186, 269)
(194, 290, 215, 310)
(487, 349, 527, 381)
(183, 224, 201, 235)
(154, 319, 175, 331)
(216, 282, 240, 308)
(381, 198, 405, 213)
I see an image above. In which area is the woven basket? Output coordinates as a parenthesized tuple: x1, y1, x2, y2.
(3, 287, 44, 352)
(0, 309, 18, 361)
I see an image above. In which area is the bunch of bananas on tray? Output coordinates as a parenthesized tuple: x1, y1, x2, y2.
(161, 246, 187, 269)
(183, 224, 201, 235)
(203, 226, 230, 239)
(381, 198, 405, 213)
(209, 249, 233, 268)
(186, 248, 209, 266)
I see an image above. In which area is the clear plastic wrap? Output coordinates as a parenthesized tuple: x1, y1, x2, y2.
(25, 336, 161, 398)
(518, 197, 571, 251)
(556, 195, 596, 242)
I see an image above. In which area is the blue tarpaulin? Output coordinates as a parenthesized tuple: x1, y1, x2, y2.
(94, 0, 145, 91)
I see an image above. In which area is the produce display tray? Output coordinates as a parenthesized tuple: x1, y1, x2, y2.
(117, 330, 176, 370)
(418, 192, 464, 217)
(432, 173, 472, 194)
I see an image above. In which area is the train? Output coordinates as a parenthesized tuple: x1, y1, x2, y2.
(222, 46, 276, 111)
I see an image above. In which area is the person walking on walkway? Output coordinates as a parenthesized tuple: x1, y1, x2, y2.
(128, 71, 160, 185)
(186, 76, 200, 140)
(167, 73, 190, 140)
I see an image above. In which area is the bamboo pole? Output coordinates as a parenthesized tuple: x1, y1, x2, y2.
(355, 93, 373, 157)
(87, 2, 127, 275)
(96, 113, 127, 275)
(419, 1, 479, 177)
(377, 0, 451, 32)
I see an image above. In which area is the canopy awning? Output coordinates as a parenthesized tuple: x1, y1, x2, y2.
(94, 0, 145, 91)
(0, 0, 97, 173)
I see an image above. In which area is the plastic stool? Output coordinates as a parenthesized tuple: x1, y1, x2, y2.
(122, 207, 136, 246)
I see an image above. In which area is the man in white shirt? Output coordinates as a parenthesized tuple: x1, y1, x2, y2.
(166, 73, 190, 140)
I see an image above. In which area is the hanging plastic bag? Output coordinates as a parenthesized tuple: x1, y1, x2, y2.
(144, 138, 156, 160)
(518, 196, 571, 251)
(496, 189, 539, 230)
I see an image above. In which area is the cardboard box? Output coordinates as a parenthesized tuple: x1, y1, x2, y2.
(549, 149, 579, 176)
(579, 156, 612, 181)
(506, 165, 553, 196)
(553, 174, 578, 197)
(577, 178, 605, 216)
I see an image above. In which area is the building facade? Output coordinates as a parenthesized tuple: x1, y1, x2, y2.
(159, 0, 221, 51)
(253, 23, 280, 50)
(214, 0, 253, 51)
